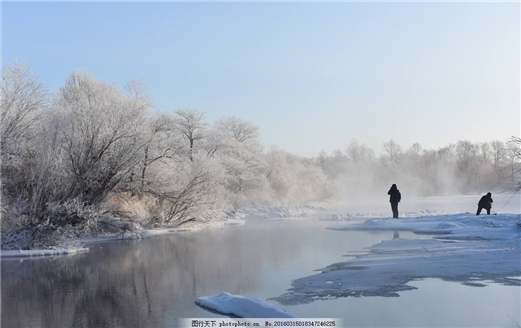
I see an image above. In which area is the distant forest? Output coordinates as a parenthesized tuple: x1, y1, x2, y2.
(2, 61, 520, 237)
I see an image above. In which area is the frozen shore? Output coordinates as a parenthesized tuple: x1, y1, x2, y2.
(318, 209, 452, 221)
(0, 247, 89, 258)
(273, 213, 521, 305)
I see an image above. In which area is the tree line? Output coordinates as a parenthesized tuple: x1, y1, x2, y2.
(1, 61, 520, 241)
(1, 62, 332, 238)
(316, 137, 521, 199)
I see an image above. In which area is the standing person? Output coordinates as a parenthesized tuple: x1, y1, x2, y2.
(388, 184, 401, 219)
(476, 192, 493, 215)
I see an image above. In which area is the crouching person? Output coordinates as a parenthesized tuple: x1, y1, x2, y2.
(476, 192, 493, 215)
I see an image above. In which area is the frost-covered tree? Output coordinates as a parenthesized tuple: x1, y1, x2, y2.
(489, 140, 507, 184)
(382, 139, 403, 167)
(219, 137, 267, 204)
(0, 61, 47, 155)
(480, 142, 491, 163)
(315, 150, 329, 170)
(148, 154, 222, 225)
(54, 71, 148, 204)
(201, 128, 228, 158)
(346, 139, 374, 163)
(265, 148, 334, 204)
(437, 144, 457, 164)
(382, 139, 403, 171)
(175, 109, 208, 162)
(1, 62, 48, 204)
(490, 141, 506, 169)
(1, 62, 49, 229)
(135, 113, 184, 193)
(403, 143, 422, 169)
(505, 138, 521, 180)
(216, 116, 259, 143)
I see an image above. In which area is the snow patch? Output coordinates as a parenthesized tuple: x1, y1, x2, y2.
(318, 209, 453, 221)
(195, 292, 296, 318)
(1, 246, 88, 258)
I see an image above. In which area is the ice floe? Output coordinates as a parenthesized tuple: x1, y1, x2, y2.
(273, 213, 521, 305)
(196, 292, 296, 318)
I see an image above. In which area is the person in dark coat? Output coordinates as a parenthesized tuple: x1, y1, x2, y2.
(476, 192, 493, 215)
(388, 184, 401, 219)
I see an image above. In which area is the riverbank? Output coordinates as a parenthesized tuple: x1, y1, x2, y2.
(3, 203, 520, 327)
(0, 205, 323, 258)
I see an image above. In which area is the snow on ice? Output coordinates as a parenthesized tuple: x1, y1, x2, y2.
(195, 292, 296, 318)
(1, 247, 89, 258)
(273, 213, 521, 305)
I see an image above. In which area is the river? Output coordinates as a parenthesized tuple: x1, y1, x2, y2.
(2, 195, 520, 328)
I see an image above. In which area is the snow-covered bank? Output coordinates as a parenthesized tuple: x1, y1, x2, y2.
(196, 292, 296, 318)
(76, 205, 321, 239)
(1, 205, 322, 257)
(326, 194, 521, 218)
(169, 209, 247, 231)
(76, 212, 247, 243)
(319, 209, 459, 221)
(1, 247, 89, 258)
(328, 213, 519, 237)
(273, 213, 521, 305)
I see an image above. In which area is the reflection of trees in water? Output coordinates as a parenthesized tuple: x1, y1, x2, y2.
(2, 226, 309, 328)
(2, 247, 159, 328)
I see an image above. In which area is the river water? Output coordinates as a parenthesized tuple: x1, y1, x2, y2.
(1, 196, 520, 328)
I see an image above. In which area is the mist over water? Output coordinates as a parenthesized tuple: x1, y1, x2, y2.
(329, 194, 521, 215)
(316, 139, 521, 205)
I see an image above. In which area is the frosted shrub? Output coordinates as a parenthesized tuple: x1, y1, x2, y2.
(147, 154, 222, 226)
(45, 199, 99, 228)
(1, 199, 99, 249)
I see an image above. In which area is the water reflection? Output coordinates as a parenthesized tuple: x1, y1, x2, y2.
(4, 215, 515, 328)
(4, 220, 370, 328)
(2, 230, 272, 328)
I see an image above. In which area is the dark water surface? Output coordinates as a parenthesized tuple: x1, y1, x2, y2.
(2, 197, 520, 328)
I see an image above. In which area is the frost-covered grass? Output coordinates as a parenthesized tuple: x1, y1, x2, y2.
(196, 292, 296, 318)
(273, 213, 521, 305)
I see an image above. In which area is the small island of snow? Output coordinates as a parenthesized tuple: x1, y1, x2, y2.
(195, 292, 296, 318)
